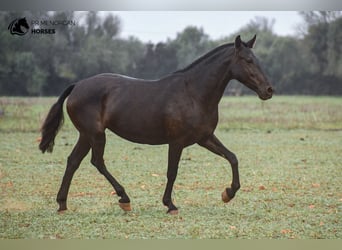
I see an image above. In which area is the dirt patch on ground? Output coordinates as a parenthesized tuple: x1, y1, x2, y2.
(0, 199, 31, 211)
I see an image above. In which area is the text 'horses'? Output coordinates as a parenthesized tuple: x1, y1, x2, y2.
(39, 35, 273, 214)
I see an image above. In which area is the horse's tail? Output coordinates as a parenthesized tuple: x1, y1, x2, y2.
(39, 84, 75, 153)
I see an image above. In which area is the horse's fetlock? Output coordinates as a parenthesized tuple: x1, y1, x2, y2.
(163, 198, 171, 206)
(232, 182, 240, 191)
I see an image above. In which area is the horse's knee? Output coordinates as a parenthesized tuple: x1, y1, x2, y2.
(226, 153, 238, 167)
(67, 155, 81, 170)
(90, 154, 104, 168)
(91, 160, 106, 174)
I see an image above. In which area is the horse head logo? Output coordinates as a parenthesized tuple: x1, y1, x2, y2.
(8, 17, 30, 36)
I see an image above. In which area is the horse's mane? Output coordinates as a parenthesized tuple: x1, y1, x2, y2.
(173, 43, 235, 74)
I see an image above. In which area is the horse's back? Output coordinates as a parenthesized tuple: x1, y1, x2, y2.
(67, 73, 147, 107)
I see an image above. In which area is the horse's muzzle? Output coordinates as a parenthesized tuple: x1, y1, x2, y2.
(259, 86, 273, 100)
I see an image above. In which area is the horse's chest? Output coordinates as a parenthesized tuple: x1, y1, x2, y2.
(164, 110, 218, 142)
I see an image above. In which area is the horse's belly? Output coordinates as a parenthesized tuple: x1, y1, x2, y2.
(106, 113, 169, 145)
(108, 126, 168, 145)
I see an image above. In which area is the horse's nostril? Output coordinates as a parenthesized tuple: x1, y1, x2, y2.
(267, 87, 273, 94)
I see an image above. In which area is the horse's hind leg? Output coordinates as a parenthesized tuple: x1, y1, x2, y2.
(89, 132, 131, 211)
(57, 134, 90, 212)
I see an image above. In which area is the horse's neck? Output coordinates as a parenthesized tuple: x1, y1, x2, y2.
(184, 48, 234, 108)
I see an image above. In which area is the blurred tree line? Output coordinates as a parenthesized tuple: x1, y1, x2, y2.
(0, 11, 341, 96)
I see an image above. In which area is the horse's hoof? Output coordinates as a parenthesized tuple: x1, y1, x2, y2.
(119, 202, 132, 211)
(167, 209, 179, 215)
(221, 189, 231, 203)
(57, 208, 67, 214)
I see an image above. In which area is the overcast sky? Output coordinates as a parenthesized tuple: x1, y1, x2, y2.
(107, 11, 303, 43)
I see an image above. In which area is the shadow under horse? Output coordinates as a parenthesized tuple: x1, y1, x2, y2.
(39, 35, 273, 214)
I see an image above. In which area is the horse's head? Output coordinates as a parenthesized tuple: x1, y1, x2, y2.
(231, 35, 273, 100)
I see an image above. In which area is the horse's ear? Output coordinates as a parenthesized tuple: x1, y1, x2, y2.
(246, 34, 257, 48)
(235, 35, 242, 50)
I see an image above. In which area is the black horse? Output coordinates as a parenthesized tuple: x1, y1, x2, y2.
(40, 35, 273, 214)
(8, 17, 29, 36)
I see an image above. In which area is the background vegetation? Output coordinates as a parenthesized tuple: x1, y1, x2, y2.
(0, 11, 341, 96)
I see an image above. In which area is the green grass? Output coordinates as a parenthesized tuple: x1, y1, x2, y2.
(0, 96, 341, 239)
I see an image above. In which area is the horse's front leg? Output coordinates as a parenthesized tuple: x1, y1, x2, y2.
(198, 134, 240, 203)
(162, 143, 183, 214)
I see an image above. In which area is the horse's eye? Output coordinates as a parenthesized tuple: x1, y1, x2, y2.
(246, 58, 253, 63)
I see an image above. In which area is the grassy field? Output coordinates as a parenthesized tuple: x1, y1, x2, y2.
(0, 96, 341, 239)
